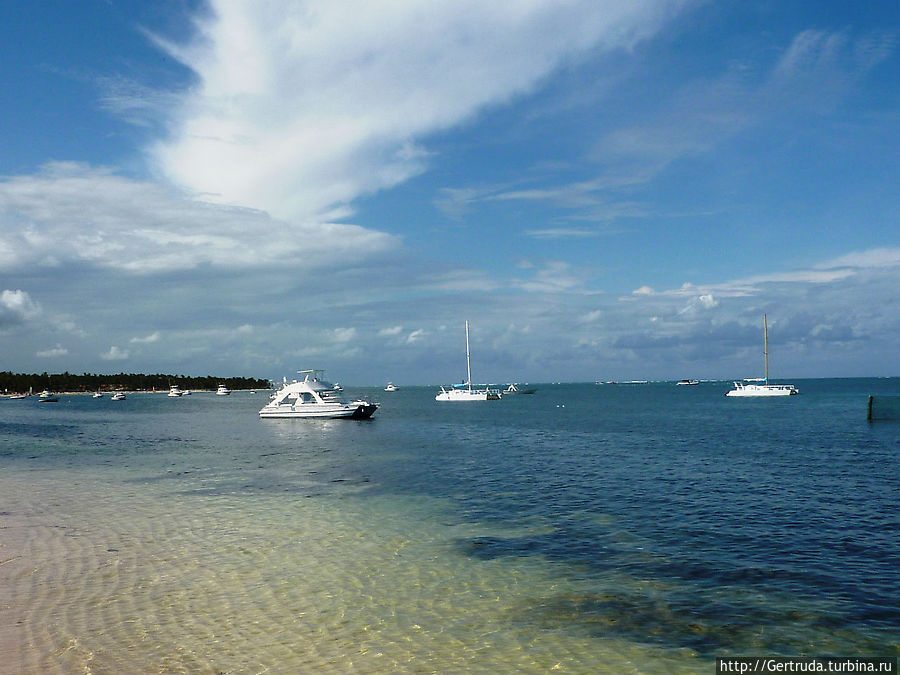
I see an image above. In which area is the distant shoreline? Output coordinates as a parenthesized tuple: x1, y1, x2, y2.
(0, 371, 270, 396)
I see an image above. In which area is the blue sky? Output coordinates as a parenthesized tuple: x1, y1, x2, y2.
(1, 0, 898, 385)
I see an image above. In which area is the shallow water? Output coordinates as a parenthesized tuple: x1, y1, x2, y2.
(1, 380, 898, 673)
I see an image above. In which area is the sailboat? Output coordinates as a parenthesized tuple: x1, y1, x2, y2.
(726, 314, 798, 397)
(436, 321, 501, 401)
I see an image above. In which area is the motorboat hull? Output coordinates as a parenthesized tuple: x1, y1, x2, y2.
(259, 402, 377, 419)
(259, 370, 377, 419)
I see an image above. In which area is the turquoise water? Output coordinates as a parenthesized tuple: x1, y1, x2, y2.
(1, 380, 898, 673)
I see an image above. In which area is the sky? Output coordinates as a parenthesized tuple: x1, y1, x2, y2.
(1, 0, 898, 386)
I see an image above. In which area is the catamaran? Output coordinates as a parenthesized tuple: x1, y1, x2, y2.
(726, 314, 798, 397)
(436, 321, 500, 401)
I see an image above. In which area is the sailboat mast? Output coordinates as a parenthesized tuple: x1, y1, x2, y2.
(763, 313, 769, 385)
(465, 320, 472, 391)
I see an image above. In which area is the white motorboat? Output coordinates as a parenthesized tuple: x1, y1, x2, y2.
(384, 382, 398, 392)
(676, 379, 699, 386)
(38, 390, 59, 402)
(93, 391, 104, 398)
(216, 384, 231, 396)
(436, 321, 501, 401)
(503, 383, 537, 395)
(111, 391, 126, 401)
(726, 315, 798, 397)
(259, 370, 377, 419)
(168, 385, 183, 397)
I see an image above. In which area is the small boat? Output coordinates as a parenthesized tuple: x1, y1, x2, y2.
(726, 315, 798, 397)
(384, 382, 398, 392)
(503, 383, 537, 395)
(93, 391, 104, 398)
(215, 384, 231, 396)
(111, 391, 126, 401)
(182, 389, 191, 396)
(8, 393, 28, 399)
(167, 385, 183, 397)
(259, 370, 377, 419)
(38, 390, 59, 402)
(436, 321, 501, 401)
(676, 379, 699, 386)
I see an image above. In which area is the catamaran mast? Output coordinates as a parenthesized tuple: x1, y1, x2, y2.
(465, 320, 472, 391)
(763, 313, 769, 385)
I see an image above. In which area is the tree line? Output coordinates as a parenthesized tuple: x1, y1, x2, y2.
(0, 371, 270, 394)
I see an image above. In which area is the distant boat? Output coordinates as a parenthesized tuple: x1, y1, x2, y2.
(504, 383, 537, 395)
(676, 379, 699, 386)
(8, 393, 28, 399)
(726, 315, 798, 397)
(38, 390, 59, 402)
(384, 382, 398, 392)
(168, 385, 183, 397)
(93, 391, 104, 398)
(436, 321, 501, 401)
(111, 391, 126, 401)
(215, 384, 231, 396)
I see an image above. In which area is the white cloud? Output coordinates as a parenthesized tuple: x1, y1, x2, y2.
(130, 331, 161, 343)
(101, 346, 130, 361)
(407, 329, 427, 344)
(0, 289, 41, 327)
(151, 0, 692, 223)
(332, 327, 357, 343)
(816, 247, 900, 270)
(0, 162, 398, 274)
(36, 344, 68, 358)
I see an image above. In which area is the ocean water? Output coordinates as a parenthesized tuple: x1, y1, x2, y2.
(1, 379, 898, 674)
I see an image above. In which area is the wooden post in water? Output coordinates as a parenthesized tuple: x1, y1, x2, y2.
(867, 395, 874, 422)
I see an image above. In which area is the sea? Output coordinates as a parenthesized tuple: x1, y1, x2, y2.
(1, 378, 898, 674)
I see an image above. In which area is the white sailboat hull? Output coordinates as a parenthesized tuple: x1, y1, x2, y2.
(725, 382, 798, 397)
(727, 315, 798, 397)
(435, 387, 499, 401)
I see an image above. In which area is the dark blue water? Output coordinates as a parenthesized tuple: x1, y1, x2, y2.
(2, 378, 899, 669)
(359, 379, 900, 656)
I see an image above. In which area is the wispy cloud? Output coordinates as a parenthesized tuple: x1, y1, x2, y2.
(130, 331, 161, 344)
(36, 344, 68, 358)
(150, 0, 693, 223)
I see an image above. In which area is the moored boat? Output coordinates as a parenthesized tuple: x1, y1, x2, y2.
(436, 321, 500, 401)
(503, 383, 537, 395)
(726, 315, 798, 397)
(259, 370, 377, 419)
